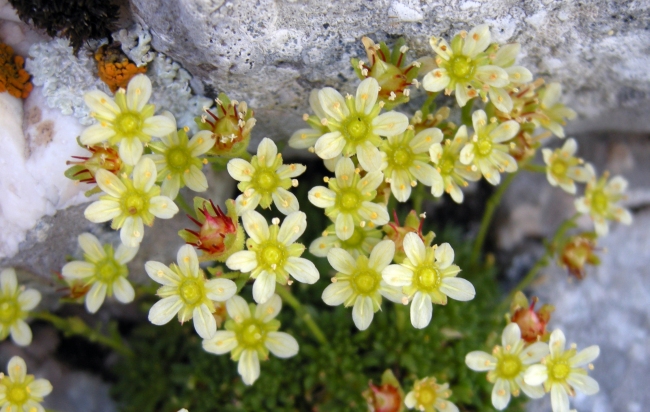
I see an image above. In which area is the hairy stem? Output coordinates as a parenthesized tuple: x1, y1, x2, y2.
(275, 286, 328, 346)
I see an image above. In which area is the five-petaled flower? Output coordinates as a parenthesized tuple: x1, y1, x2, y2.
(0, 268, 40, 347)
(84, 157, 179, 247)
(227, 138, 306, 215)
(383, 233, 475, 329)
(322, 240, 403, 330)
(80, 74, 176, 165)
(202, 294, 299, 385)
(226, 211, 319, 304)
(61, 233, 138, 313)
(0, 356, 52, 412)
(542, 138, 589, 194)
(146, 245, 237, 339)
(404, 376, 459, 412)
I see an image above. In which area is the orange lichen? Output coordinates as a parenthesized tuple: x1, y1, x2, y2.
(0, 43, 33, 99)
(95, 43, 147, 93)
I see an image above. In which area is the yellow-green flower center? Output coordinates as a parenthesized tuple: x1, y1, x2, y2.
(122, 190, 147, 216)
(0, 299, 18, 324)
(352, 270, 379, 295)
(496, 354, 523, 379)
(179, 279, 203, 305)
(548, 360, 570, 382)
(339, 190, 360, 211)
(117, 112, 141, 135)
(238, 320, 264, 348)
(255, 170, 277, 191)
(345, 117, 369, 142)
(449, 55, 475, 81)
(439, 156, 455, 175)
(551, 158, 568, 177)
(7, 384, 28, 404)
(414, 266, 441, 291)
(262, 245, 282, 265)
(342, 228, 364, 248)
(96, 259, 121, 283)
(392, 147, 411, 166)
(167, 147, 190, 171)
(591, 190, 609, 215)
(258, 241, 287, 272)
(416, 387, 436, 407)
(476, 138, 493, 156)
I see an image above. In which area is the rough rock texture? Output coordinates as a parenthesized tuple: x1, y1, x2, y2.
(130, 0, 650, 141)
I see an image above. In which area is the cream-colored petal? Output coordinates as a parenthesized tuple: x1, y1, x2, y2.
(455, 82, 471, 107)
(492, 43, 520, 67)
(506, 66, 533, 84)
(390, 169, 411, 202)
(125, 74, 152, 111)
(236, 191, 261, 215)
(542, 82, 562, 107)
(8, 356, 27, 382)
(463, 24, 491, 57)
(315, 131, 345, 160)
(276, 163, 307, 179)
(142, 115, 176, 137)
(327, 248, 357, 275)
(272, 187, 299, 215)
(355, 77, 379, 115)
(491, 150, 518, 173)
(254, 294, 282, 322)
(285, 257, 319, 284)
(404, 391, 417, 408)
(309, 88, 327, 119)
(242, 210, 270, 243)
(62, 261, 95, 280)
(205, 278, 237, 302)
(252, 271, 276, 304)
(475, 65, 509, 88)
(227, 158, 254, 182)
(145, 261, 180, 286)
(501, 323, 522, 347)
(322, 281, 353, 306)
(520, 341, 550, 364)
(488, 86, 514, 113)
(490, 120, 520, 143)
(256, 137, 278, 168)
(356, 141, 385, 172)
(133, 156, 157, 191)
(202, 331, 238, 354)
(410, 291, 432, 329)
(265, 331, 299, 358)
(606, 176, 628, 194)
(411, 128, 443, 153)
(0, 268, 18, 293)
(148, 295, 183, 325)
(149, 196, 179, 219)
(335, 157, 356, 187)
(524, 364, 548, 386)
(277, 211, 307, 245)
(177, 244, 199, 278)
(183, 165, 208, 193)
(403, 232, 425, 265)
(516, 376, 545, 399)
(379, 281, 404, 303)
(308, 186, 336, 208)
(95, 169, 126, 197)
(465, 351, 497, 371)
(119, 137, 144, 166)
(368, 239, 395, 271)
(238, 349, 261, 385)
(78, 233, 105, 261)
(84, 90, 120, 120)
(318, 87, 349, 122)
(430, 169, 445, 197)
(85, 282, 107, 313)
(288, 128, 321, 149)
(422, 69, 450, 92)
(440, 277, 475, 301)
(226, 295, 251, 321)
(161, 174, 181, 199)
(570, 345, 600, 367)
(382, 264, 413, 287)
(472, 109, 488, 132)
(85, 199, 122, 223)
(27, 379, 53, 399)
(359, 201, 389, 225)
(188, 130, 216, 157)
(335, 213, 355, 241)
(113, 277, 135, 304)
(17, 289, 41, 311)
(491, 378, 511, 410)
(80, 123, 116, 145)
(193, 304, 217, 339)
(226, 251, 258, 273)
(357, 170, 384, 192)
(435, 242, 455, 269)
(549, 329, 566, 357)
(120, 216, 145, 247)
(352, 295, 375, 331)
(567, 373, 599, 395)
(372, 112, 409, 137)
(459, 143, 475, 165)
(550, 384, 570, 412)
(10, 320, 32, 347)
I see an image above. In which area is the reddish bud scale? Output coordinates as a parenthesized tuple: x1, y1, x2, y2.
(510, 297, 553, 343)
(364, 383, 402, 412)
(185, 200, 236, 255)
(66, 145, 123, 184)
(559, 234, 600, 280)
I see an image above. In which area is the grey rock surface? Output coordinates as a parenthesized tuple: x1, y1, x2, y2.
(130, 0, 650, 140)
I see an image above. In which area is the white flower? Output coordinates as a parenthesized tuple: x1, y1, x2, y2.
(524, 329, 600, 412)
(423, 25, 513, 112)
(383, 233, 475, 329)
(146, 245, 237, 339)
(62, 233, 138, 313)
(226, 211, 319, 304)
(459, 110, 519, 185)
(148, 112, 216, 199)
(312, 78, 408, 172)
(489, 42, 533, 86)
(308, 157, 388, 241)
(202, 294, 299, 385)
(80, 74, 176, 165)
(288, 89, 330, 150)
(321, 240, 403, 330)
(542, 138, 589, 194)
(0, 268, 40, 347)
(381, 127, 442, 202)
(465, 323, 549, 410)
(429, 125, 481, 203)
(404, 376, 458, 412)
(84, 157, 179, 247)
(574, 164, 632, 236)
(536, 83, 577, 138)
(227, 138, 306, 215)
(0, 356, 52, 412)
(308, 223, 382, 258)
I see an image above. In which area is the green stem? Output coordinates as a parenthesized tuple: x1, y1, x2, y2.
(499, 214, 579, 311)
(174, 193, 193, 215)
(32, 311, 133, 357)
(274, 286, 328, 346)
(470, 169, 520, 265)
(523, 163, 546, 174)
(420, 92, 438, 118)
(460, 98, 475, 128)
(412, 184, 425, 215)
